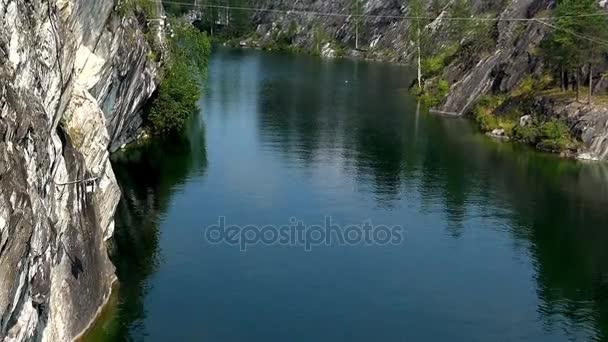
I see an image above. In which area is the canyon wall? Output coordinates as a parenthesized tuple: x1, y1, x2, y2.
(0, 0, 163, 340)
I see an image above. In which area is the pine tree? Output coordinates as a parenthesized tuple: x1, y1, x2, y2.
(548, 0, 608, 103)
(449, 0, 472, 41)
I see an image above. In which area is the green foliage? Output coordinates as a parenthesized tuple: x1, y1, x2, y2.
(227, 0, 252, 37)
(543, 0, 608, 76)
(474, 97, 577, 152)
(408, 0, 429, 46)
(416, 79, 450, 106)
(540, 120, 571, 140)
(162, 0, 195, 15)
(118, 0, 158, 17)
(312, 20, 328, 54)
(448, 0, 472, 39)
(468, 20, 496, 55)
(473, 95, 507, 131)
(352, 0, 366, 26)
(172, 21, 213, 72)
(512, 121, 540, 144)
(148, 21, 212, 135)
(422, 44, 459, 77)
(511, 74, 554, 98)
(514, 120, 576, 151)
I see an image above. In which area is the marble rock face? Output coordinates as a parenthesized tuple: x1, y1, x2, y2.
(0, 0, 163, 340)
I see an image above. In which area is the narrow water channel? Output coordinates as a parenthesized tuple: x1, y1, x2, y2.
(87, 48, 608, 341)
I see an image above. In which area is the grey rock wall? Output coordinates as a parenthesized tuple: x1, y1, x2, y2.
(0, 0, 163, 340)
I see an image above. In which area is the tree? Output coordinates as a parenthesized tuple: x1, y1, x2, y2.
(148, 21, 212, 134)
(409, 0, 427, 89)
(448, 0, 472, 41)
(547, 0, 608, 103)
(228, 0, 251, 36)
(162, 0, 196, 15)
(352, 0, 366, 49)
(312, 19, 326, 53)
(196, 0, 222, 36)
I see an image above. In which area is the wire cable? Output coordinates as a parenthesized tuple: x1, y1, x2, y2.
(155, 0, 608, 22)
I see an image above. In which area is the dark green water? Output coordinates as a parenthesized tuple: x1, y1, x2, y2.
(88, 48, 608, 341)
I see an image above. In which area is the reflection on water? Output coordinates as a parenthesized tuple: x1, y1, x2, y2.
(88, 48, 608, 341)
(83, 115, 207, 341)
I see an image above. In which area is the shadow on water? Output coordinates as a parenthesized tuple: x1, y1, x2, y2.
(82, 113, 207, 341)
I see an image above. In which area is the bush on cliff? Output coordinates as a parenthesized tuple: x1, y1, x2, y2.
(414, 79, 450, 107)
(422, 45, 459, 78)
(148, 21, 211, 135)
(474, 95, 577, 153)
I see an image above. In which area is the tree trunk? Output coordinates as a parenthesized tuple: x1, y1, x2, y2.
(576, 66, 580, 102)
(417, 26, 422, 89)
(560, 66, 565, 92)
(356, 23, 359, 50)
(589, 63, 593, 104)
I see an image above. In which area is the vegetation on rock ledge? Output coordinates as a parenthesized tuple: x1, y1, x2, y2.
(472, 78, 578, 155)
(147, 20, 211, 135)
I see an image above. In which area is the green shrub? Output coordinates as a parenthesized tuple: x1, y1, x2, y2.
(411, 84, 424, 96)
(512, 74, 554, 98)
(473, 95, 505, 131)
(538, 120, 576, 151)
(540, 120, 570, 140)
(422, 44, 459, 78)
(511, 119, 576, 151)
(416, 79, 450, 106)
(118, 0, 158, 17)
(148, 57, 200, 134)
(512, 123, 540, 144)
(147, 21, 211, 134)
(437, 79, 449, 94)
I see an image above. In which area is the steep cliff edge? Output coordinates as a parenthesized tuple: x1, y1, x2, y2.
(0, 0, 163, 340)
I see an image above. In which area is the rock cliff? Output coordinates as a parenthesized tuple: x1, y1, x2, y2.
(0, 0, 163, 340)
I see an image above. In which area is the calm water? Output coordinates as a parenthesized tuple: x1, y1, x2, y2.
(87, 48, 608, 341)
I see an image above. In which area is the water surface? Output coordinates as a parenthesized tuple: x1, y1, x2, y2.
(88, 48, 608, 341)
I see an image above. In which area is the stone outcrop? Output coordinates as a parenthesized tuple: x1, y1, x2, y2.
(0, 0, 164, 340)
